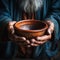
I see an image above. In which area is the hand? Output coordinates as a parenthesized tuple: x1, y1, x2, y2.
(7, 21, 30, 46)
(30, 20, 54, 46)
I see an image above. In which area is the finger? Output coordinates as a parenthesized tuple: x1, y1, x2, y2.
(38, 40, 47, 44)
(48, 28, 52, 35)
(8, 25, 14, 35)
(9, 26, 14, 34)
(24, 40, 30, 47)
(19, 37, 26, 41)
(31, 39, 47, 44)
(15, 36, 30, 45)
(48, 26, 54, 34)
(31, 41, 46, 46)
(36, 35, 51, 41)
(8, 33, 31, 46)
(47, 21, 54, 34)
(46, 20, 54, 26)
(31, 40, 47, 46)
(26, 40, 30, 44)
(8, 21, 16, 33)
(31, 43, 39, 46)
(9, 33, 26, 42)
(14, 35, 26, 41)
(31, 39, 36, 42)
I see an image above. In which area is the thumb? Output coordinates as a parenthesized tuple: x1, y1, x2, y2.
(48, 28, 51, 35)
(47, 20, 54, 35)
(9, 21, 16, 26)
(9, 25, 14, 34)
(48, 26, 54, 35)
(8, 21, 16, 34)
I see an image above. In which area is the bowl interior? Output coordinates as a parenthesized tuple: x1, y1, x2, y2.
(15, 20, 47, 31)
(20, 22, 45, 30)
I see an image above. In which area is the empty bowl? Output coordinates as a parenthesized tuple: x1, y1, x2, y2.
(14, 19, 48, 39)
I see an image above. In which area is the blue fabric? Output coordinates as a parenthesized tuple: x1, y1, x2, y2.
(0, 0, 60, 58)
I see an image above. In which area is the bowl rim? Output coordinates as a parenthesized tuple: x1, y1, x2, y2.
(14, 20, 48, 32)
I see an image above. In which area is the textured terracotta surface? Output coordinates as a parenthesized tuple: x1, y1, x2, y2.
(14, 19, 48, 39)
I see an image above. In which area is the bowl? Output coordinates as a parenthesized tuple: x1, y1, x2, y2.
(14, 19, 48, 39)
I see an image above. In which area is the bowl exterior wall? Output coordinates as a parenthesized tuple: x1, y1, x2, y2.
(15, 28, 46, 39)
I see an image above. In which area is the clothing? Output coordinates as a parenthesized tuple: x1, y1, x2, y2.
(0, 0, 60, 59)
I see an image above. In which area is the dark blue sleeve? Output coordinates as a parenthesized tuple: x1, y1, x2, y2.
(45, 0, 60, 41)
(0, 0, 12, 30)
(45, 0, 60, 57)
(0, 0, 12, 40)
(0, 0, 14, 58)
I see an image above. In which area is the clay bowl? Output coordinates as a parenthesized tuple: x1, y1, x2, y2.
(14, 19, 48, 39)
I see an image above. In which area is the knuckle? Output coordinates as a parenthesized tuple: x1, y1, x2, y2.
(22, 37, 26, 40)
(31, 39, 35, 42)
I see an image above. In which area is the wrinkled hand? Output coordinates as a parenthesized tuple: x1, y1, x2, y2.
(7, 20, 54, 47)
(7, 21, 30, 47)
(30, 20, 54, 46)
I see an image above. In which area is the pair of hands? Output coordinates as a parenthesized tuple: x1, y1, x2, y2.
(7, 20, 54, 47)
